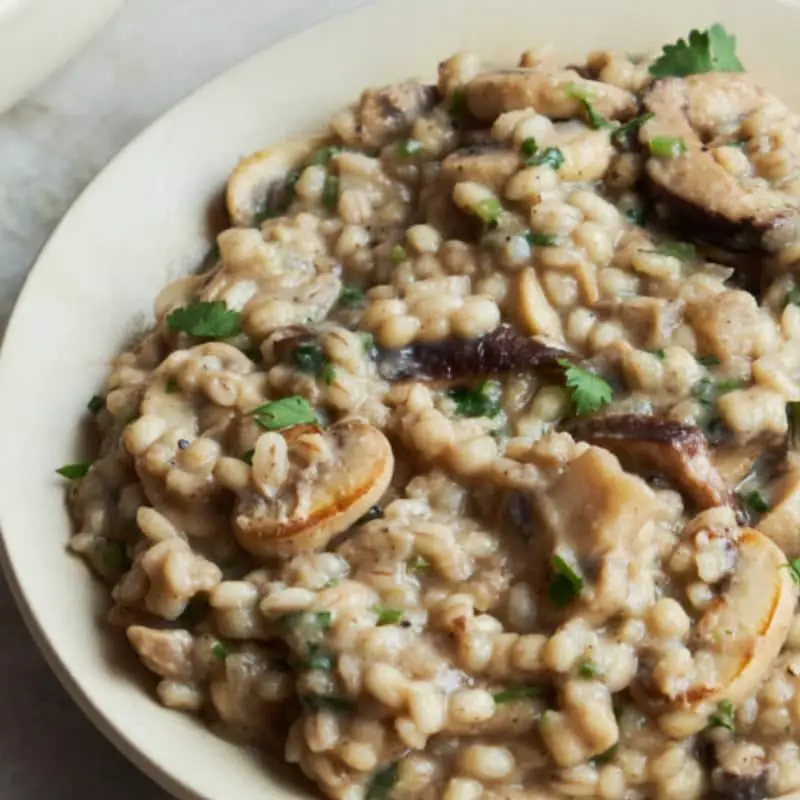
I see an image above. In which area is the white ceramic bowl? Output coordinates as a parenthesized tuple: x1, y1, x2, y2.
(0, 0, 121, 113)
(2, 0, 800, 797)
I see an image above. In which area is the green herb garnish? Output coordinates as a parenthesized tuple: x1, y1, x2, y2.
(648, 136, 688, 158)
(559, 360, 614, 416)
(407, 555, 430, 572)
(650, 24, 744, 78)
(251, 396, 317, 431)
(390, 244, 407, 263)
(697, 355, 720, 367)
(165, 378, 180, 394)
(293, 344, 326, 374)
(302, 646, 334, 671)
(526, 146, 565, 170)
(520, 137, 538, 157)
(785, 287, 800, 308)
(625, 206, 647, 227)
(322, 174, 339, 210)
(578, 660, 599, 679)
(87, 395, 104, 414)
(338, 285, 364, 307)
(650, 349, 666, 359)
(525, 231, 558, 247)
(374, 607, 404, 626)
(591, 745, 618, 766)
(655, 241, 696, 261)
(447, 381, 501, 418)
(737, 489, 769, 515)
(212, 641, 231, 661)
(279, 610, 332, 632)
(365, 763, 399, 800)
(359, 332, 375, 355)
(786, 558, 800, 586)
(549, 554, 584, 608)
(692, 378, 742, 405)
(241, 449, 254, 465)
(56, 463, 91, 479)
(166, 300, 242, 338)
(708, 698, 735, 731)
(611, 112, 655, 149)
(475, 197, 503, 226)
(565, 83, 612, 130)
(309, 146, 342, 165)
(397, 138, 423, 157)
(300, 694, 354, 712)
(320, 364, 336, 385)
(493, 686, 542, 704)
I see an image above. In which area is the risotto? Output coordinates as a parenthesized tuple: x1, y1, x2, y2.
(60, 24, 800, 799)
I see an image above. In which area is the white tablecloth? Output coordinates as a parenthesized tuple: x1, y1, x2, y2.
(0, 1, 366, 796)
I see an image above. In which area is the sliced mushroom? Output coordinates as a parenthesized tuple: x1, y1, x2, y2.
(377, 324, 572, 382)
(226, 134, 329, 227)
(232, 420, 394, 558)
(351, 81, 438, 149)
(659, 529, 796, 732)
(641, 74, 800, 253)
(440, 146, 521, 193)
(465, 69, 636, 123)
(568, 415, 734, 510)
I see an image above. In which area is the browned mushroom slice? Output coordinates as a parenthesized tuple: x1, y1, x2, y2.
(440, 146, 521, 193)
(352, 81, 438, 149)
(226, 134, 331, 227)
(570, 415, 733, 510)
(232, 420, 394, 558)
(377, 324, 573, 382)
(641, 74, 800, 253)
(465, 69, 636, 123)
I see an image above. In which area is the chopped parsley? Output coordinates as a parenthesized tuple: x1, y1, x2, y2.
(320, 364, 336, 385)
(397, 138, 423, 157)
(526, 146, 565, 170)
(549, 554, 584, 608)
(520, 137, 538, 157)
(279, 610, 332, 632)
(293, 344, 327, 374)
(251, 396, 317, 431)
(650, 24, 744, 78)
(525, 231, 558, 247)
(611, 111, 655, 149)
(359, 332, 375, 356)
(578, 660, 599, 679)
(565, 83, 612, 130)
(338, 284, 364, 308)
(697, 354, 720, 367)
(165, 378, 180, 394)
(591, 744, 618, 766)
(374, 607, 404, 626)
(365, 763, 399, 800)
(56, 462, 91, 479)
(475, 197, 503, 226)
(166, 300, 242, 339)
(300, 694, 354, 712)
(559, 360, 614, 416)
(390, 244, 407, 263)
(211, 641, 231, 661)
(87, 395, 104, 414)
(737, 489, 769, 515)
(650, 349, 666, 359)
(786, 558, 800, 586)
(648, 136, 688, 158)
(692, 378, 742, 405)
(322, 174, 339, 210)
(788, 402, 800, 450)
(407, 555, 430, 572)
(625, 205, 647, 227)
(493, 685, 542, 704)
(708, 698, 735, 731)
(447, 381, 501, 418)
(301, 646, 335, 671)
(655, 241, 696, 261)
(241, 449, 254, 465)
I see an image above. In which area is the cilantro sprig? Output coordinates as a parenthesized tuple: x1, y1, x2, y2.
(251, 396, 317, 431)
(166, 300, 242, 339)
(558, 360, 614, 415)
(650, 24, 744, 78)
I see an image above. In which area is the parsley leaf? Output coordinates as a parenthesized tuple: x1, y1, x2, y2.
(526, 146, 565, 170)
(374, 607, 404, 626)
(549, 554, 584, 608)
(520, 137, 538, 157)
(737, 489, 769, 515)
(447, 381, 501, 418)
(708, 698, 735, 731)
(301, 646, 335, 671)
(655, 241, 696, 261)
(338, 285, 364, 308)
(390, 244, 407, 263)
(475, 197, 503, 225)
(786, 558, 800, 586)
(309, 146, 342, 165)
(279, 610, 332, 632)
(56, 462, 91, 479)
(493, 685, 542, 704)
(366, 763, 399, 800)
(785, 286, 800, 308)
(650, 24, 744, 78)
(578, 660, 600, 679)
(359, 332, 375, 356)
(692, 378, 743, 405)
(525, 231, 558, 247)
(251, 396, 317, 431)
(565, 83, 613, 130)
(559, 360, 613, 415)
(211, 641, 231, 661)
(322, 174, 339, 210)
(87, 395, 104, 414)
(397, 138, 423, 157)
(293, 344, 327, 374)
(166, 301, 242, 338)
(611, 111, 655, 149)
(407, 555, 430, 572)
(648, 136, 688, 158)
(697, 354, 720, 367)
